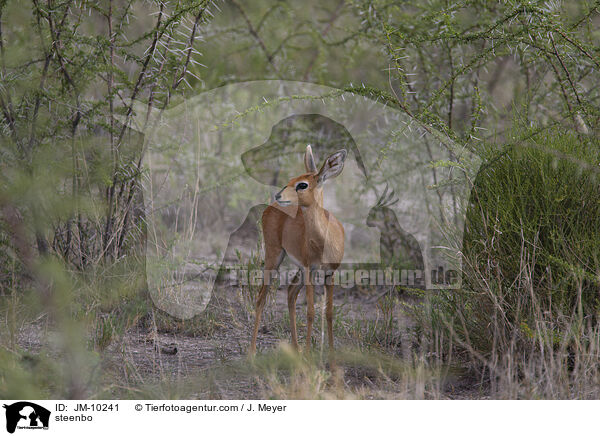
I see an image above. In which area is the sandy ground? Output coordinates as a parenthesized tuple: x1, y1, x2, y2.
(15, 280, 481, 399)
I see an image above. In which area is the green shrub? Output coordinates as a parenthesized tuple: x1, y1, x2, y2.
(420, 127, 600, 358)
(467, 129, 600, 313)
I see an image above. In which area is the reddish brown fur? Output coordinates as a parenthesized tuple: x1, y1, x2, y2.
(249, 147, 346, 357)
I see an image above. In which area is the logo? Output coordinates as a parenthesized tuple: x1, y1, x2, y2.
(3, 402, 50, 433)
(141, 81, 481, 320)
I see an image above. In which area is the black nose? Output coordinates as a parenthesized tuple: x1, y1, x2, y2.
(275, 193, 281, 200)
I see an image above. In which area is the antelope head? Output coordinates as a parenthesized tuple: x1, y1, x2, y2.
(274, 145, 347, 208)
(366, 184, 399, 228)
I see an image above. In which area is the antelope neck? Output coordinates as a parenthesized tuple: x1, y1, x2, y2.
(301, 203, 329, 236)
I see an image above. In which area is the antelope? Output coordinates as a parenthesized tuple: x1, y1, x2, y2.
(249, 145, 347, 356)
(366, 186, 424, 272)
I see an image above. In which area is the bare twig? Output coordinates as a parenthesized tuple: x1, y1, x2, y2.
(230, 0, 280, 75)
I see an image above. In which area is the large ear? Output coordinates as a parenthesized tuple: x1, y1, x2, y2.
(304, 145, 317, 173)
(317, 149, 347, 185)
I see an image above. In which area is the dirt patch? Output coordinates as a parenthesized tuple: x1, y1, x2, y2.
(15, 282, 479, 399)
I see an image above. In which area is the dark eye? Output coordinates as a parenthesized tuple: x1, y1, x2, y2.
(296, 182, 308, 191)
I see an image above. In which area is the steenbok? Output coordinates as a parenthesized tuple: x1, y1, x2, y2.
(250, 145, 347, 356)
